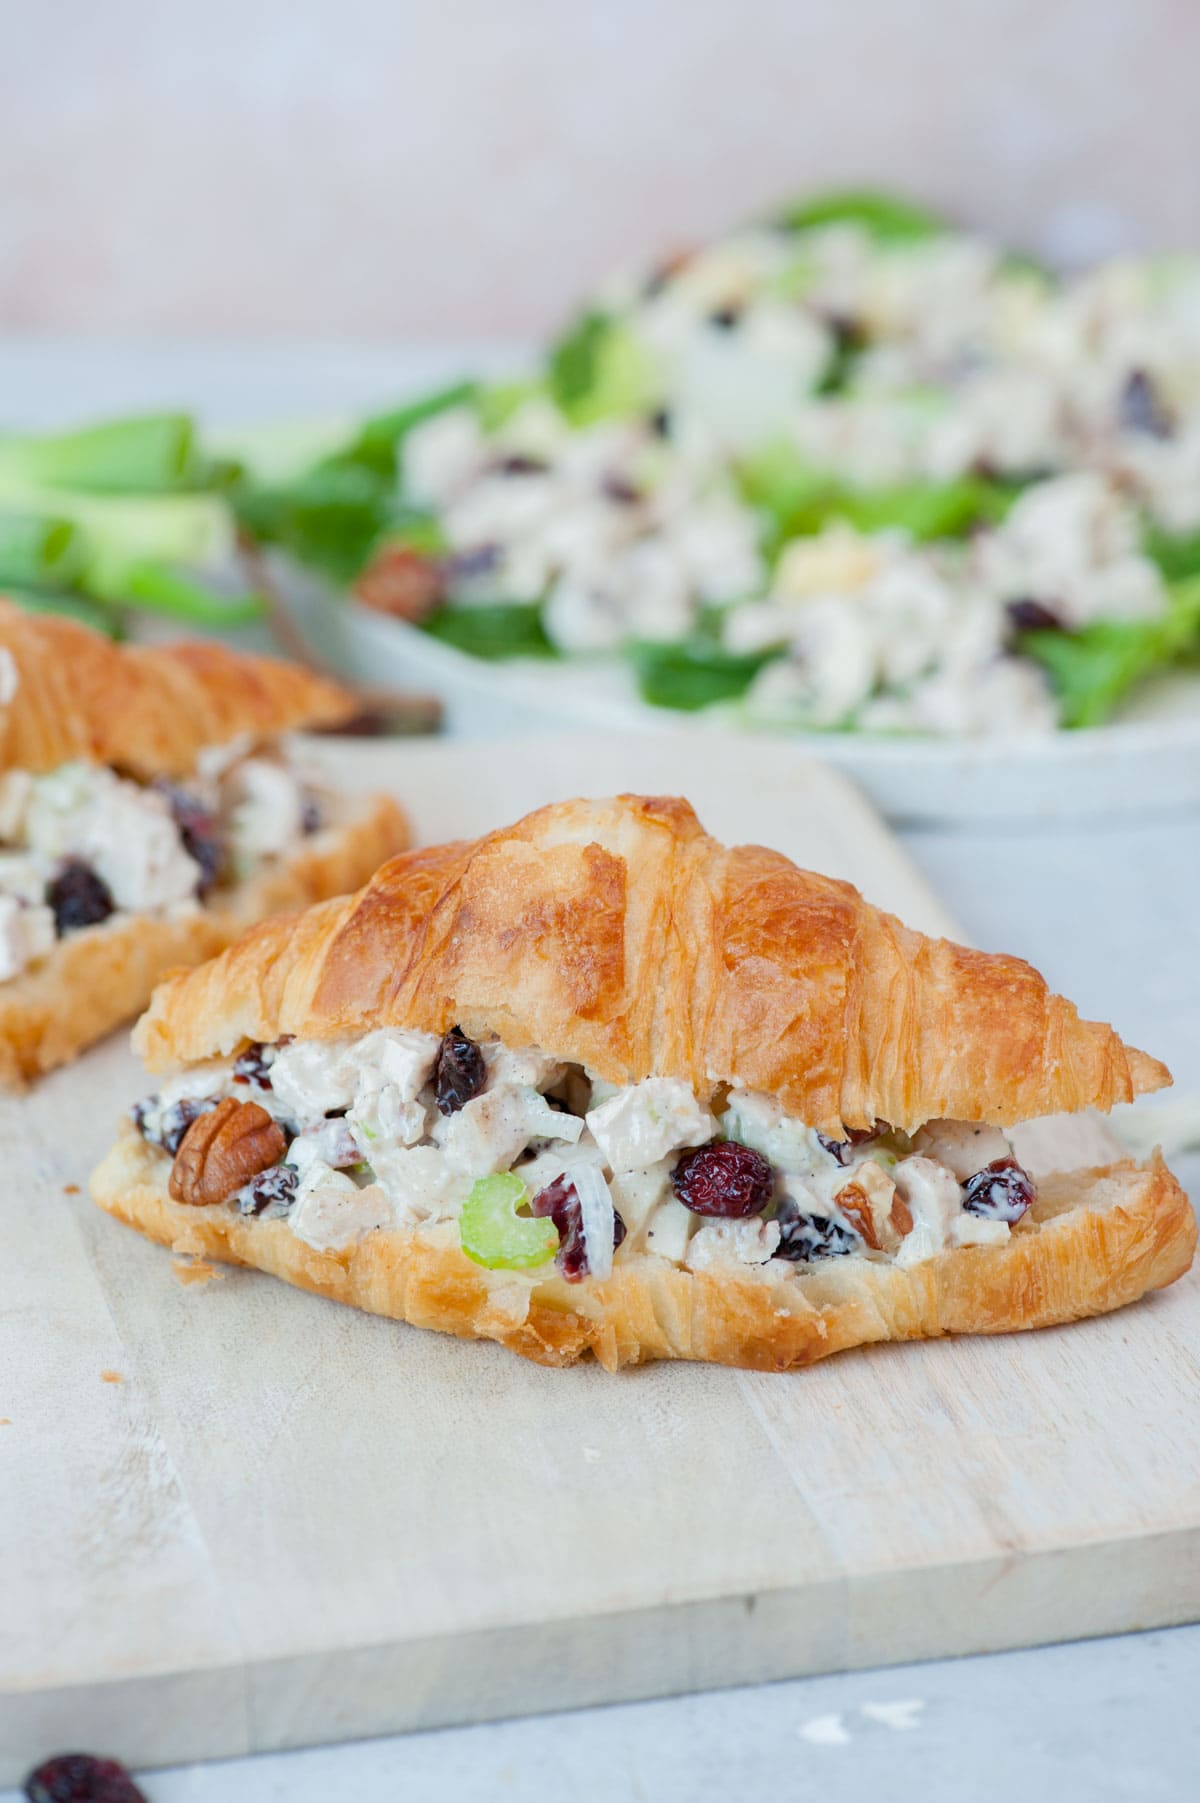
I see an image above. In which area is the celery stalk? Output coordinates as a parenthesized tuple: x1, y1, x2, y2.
(0, 513, 88, 590)
(0, 414, 198, 494)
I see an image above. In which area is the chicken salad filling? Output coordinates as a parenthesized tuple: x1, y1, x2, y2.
(132, 1023, 1038, 1281)
(0, 737, 332, 982)
(322, 194, 1200, 737)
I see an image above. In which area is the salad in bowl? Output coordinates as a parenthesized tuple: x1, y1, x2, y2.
(233, 189, 1200, 743)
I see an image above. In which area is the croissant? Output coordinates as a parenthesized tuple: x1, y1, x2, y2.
(0, 600, 355, 777)
(0, 601, 410, 1080)
(92, 794, 1195, 1371)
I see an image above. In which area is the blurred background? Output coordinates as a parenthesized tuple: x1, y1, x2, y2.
(4, 0, 1198, 342)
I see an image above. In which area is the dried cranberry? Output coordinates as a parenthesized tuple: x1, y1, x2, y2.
(434, 1026, 486, 1116)
(155, 782, 224, 898)
(672, 1140, 775, 1218)
(300, 797, 323, 835)
(496, 453, 549, 476)
(24, 1752, 146, 1803)
(600, 473, 641, 507)
(46, 860, 114, 935)
(708, 304, 742, 330)
(1006, 597, 1064, 635)
(233, 1042, 275, 1089)
(443, 542, 501, 583)
(238, 1162, 298, 1216)
(1119, 368, 1173, 439)
(817, 1122, 890, 1167)
(962, 1158, 1035, 1223)
(136, 1095, 220, 1157)
(827, 313, 866, 355)
(530, 1172, 626, 1282)
(774, 1204, 860, 1263)
(648, 407, 672, 439)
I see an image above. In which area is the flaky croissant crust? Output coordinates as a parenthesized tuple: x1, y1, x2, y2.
(0, 599, 354, 778)
(134, 793, 1169, 1134)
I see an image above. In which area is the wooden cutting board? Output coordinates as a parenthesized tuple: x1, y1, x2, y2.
(1, 734, 1196, 1780)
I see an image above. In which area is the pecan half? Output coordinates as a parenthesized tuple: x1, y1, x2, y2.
(837, 1183, 880, 1250)
(354, 545, 445, 623)
(169, 1096, 287, 1206)
(836, 1161, 902, 1253)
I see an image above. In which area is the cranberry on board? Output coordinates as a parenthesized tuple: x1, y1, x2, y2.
(46, 860, 114, 935)
(530, 1172, 626, 1282)
(962, 1158, 1036, 1223)
(672, 1140, 775, 1218)
(434, 1027, 486, 1116)
(24, 1752, 147, 1803)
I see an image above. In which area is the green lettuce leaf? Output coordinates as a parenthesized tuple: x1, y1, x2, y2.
(1143, 520, 1200, 582)
(739, 442, 1018, 555)
(547, 312, 658, 425)
(341, 380, 477, 481)
(421, 601, 558, 660)
(1017, 578, 1200, 728)
(629, 637, 777, 711)
(777, 190, 946, 241)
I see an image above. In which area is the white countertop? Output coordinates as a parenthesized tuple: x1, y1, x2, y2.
(2, 344, 1197, 1801)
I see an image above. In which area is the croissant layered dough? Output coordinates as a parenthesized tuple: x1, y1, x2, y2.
(92, 795, 1194, 1371)
(0, 603, 410, 1080)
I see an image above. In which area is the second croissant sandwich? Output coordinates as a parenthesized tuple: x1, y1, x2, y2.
(91, 793, 1195, 1371)
(0, 601, 409, 1081)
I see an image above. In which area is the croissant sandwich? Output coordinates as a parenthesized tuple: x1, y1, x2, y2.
(0, 601, 409, 1081)
(91, 793, 1195, 1372)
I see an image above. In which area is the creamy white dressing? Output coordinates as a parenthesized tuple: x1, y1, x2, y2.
(0, 740, 329, 982)
(136, 1030, 1032, 1279)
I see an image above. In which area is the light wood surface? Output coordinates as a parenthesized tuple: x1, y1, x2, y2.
(1, 734, 1196, 1779)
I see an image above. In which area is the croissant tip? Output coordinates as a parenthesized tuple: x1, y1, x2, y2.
(1128, 1045, 1172, 1097)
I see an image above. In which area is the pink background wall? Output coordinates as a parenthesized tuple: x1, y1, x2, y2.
(4, 0, 1197, 340)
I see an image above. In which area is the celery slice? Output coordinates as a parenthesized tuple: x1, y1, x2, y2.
(460, 1173, 558, 1271)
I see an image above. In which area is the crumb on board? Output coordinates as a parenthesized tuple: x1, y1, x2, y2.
(100, 1370, 123, 1385)
(63, 1184, 80, 1195)
(173, 1258, 223, 1287)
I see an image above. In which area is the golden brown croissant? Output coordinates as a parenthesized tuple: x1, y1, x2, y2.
(92, 794, 1195, 1371)
(0, 599, 353, 777)
(0, 601, 410, 1080)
